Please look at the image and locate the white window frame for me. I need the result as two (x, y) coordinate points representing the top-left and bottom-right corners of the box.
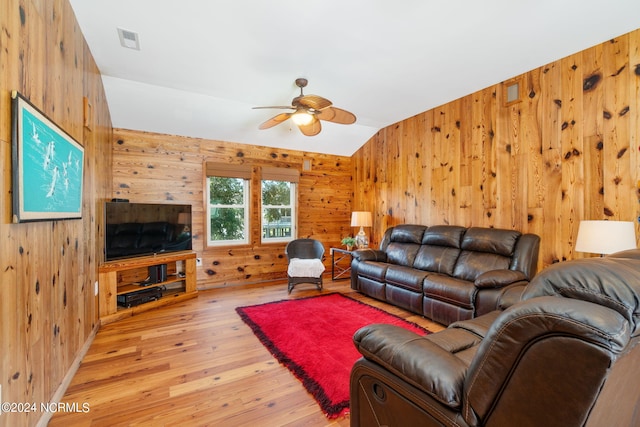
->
(206, 176), (250, 246)
(261, 180), (296, 244)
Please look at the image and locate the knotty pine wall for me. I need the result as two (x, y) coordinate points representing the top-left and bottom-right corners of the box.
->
(112, 129), (353, 288)
(353, 28), (640, 268)
(0, 1), (113, 426)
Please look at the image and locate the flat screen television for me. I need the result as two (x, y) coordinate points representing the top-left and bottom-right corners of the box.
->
(104, 201), (192, 261)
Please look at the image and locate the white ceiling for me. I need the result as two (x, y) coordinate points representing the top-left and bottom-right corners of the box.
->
(69, 0), (640, 156)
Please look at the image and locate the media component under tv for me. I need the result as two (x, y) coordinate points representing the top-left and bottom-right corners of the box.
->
(117, 286), (163, 308)
(105, 202), (192, 261)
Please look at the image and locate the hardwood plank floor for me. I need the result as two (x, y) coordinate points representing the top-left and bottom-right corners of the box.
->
(49, 279), (444, 426)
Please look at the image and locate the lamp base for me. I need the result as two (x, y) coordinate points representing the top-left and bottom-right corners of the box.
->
(355, 227), (369, 249)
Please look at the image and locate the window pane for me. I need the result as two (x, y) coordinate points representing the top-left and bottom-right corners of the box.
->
(262, 180), (291, 205)
(210, 177), (244, 205)
(262, 208), (292, 238)
(210, 208), (246, 241)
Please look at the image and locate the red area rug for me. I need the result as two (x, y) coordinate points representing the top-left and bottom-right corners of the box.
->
(236, 293), (429, 418)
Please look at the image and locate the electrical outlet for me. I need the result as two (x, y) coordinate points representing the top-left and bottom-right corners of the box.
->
(196, 258), (202, 267)
(94, 281), (99, 296)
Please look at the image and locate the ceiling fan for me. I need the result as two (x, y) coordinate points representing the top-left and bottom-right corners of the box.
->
(253, 78), (356, 136)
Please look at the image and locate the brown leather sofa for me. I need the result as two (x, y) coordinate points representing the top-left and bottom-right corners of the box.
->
(350, 249), (640, 427)
(350, 225), (540, 325)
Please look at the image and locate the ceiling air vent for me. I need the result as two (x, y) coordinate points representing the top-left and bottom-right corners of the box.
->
(117, 28), (140, 50)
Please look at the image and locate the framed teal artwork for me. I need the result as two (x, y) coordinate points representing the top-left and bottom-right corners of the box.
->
(11, 91), (84, 222)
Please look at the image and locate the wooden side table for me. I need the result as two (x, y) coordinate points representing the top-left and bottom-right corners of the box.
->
(330, 247), (354, 280)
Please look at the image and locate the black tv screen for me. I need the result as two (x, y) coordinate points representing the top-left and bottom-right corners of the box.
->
(104, 202), (192, 261)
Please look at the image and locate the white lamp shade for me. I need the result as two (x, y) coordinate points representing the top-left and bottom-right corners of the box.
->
(575, 220), (637, 255)
(351, 211), (372, 227)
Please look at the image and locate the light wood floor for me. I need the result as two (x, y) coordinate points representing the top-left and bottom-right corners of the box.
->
(49, 279), (444, 426)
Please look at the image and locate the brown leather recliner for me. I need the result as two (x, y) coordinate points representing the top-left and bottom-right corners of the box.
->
(350, 249), (640, 427)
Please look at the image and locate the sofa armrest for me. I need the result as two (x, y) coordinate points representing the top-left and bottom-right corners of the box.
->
(353, 324), (467, 408)
(498, 283), (527, 309)
(475, 269), (527, 289)
(352, 248), (387, 263)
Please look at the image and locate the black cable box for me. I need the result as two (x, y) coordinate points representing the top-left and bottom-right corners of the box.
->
(117, 287), (162, 308)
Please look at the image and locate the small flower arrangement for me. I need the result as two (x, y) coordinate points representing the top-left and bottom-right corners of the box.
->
(341, 236), (356, 250)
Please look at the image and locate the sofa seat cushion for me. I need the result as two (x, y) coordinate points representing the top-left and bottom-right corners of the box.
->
(436, 313), (502, 366)
(450, 310), (502, 338)
(287, 258), (325, 278)
(423, 324), (486, 366)
(357, 261), (390, 281)
(424, 274), (475, 309)
(385, 265), (429, 292)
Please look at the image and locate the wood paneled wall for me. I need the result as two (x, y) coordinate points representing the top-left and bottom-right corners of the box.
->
(352, 28), (640, 268)
(112, 129), (353, 287)
(0, 1), (113, 426)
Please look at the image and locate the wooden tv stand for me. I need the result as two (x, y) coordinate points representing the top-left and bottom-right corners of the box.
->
(98, 251), (197, 325)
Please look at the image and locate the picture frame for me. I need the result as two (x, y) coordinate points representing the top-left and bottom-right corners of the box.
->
(11, 91), (85, 222)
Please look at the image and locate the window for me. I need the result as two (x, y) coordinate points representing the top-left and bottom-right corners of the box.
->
(205, 163), (299, 246)
(261, 166), (299, 243)
(206, 163), (251, 246)
(262, 180), (296, 242)
(207, 176), (249, 245)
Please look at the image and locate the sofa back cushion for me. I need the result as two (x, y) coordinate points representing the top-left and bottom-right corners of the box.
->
(421, 225), (467, 247)
(453, 228), (521, 281)
(523, 251), (640, 334)
(413, 226), (466, 274)
(461, 227), (520, 256)
(385, 225), (427, 267)
(390, 225), (427, 243)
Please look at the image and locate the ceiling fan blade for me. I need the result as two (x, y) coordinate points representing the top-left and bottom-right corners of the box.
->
(298, 116), (321, 136)
(259, 112), (292, 130)
(297, 95), (332, 110)
(316, 107), (356, 124)
(252, 106), (295, 110)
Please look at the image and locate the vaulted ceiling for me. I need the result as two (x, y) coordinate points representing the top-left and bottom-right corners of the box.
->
(69, 0), (640, 156)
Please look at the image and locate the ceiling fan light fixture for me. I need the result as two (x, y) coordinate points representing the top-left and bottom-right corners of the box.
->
(254, 78), (355, 134)
(291, 111), (313, 126)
